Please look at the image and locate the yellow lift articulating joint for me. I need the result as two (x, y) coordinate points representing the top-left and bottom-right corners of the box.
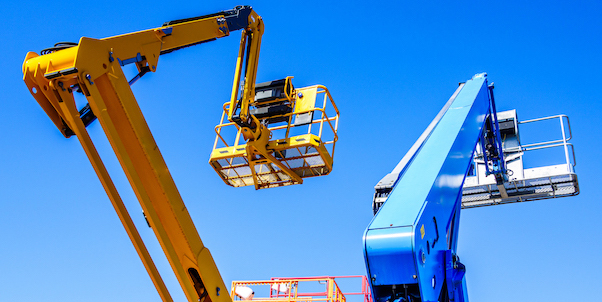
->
(27, 5), (255, 139)
(232, 77), (305, 188)
(208, 7), (340, 190)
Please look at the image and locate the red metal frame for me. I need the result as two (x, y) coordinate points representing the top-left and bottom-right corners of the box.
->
(268, 276), (372, 302)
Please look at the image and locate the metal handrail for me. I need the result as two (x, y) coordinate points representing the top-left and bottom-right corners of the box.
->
(521, 142), (577, 167)
(518, 114), (572, 141)
(269, 275), (371, 302)
(516, 114), (576, 168)
(212, 109), (338, 148)
(212, 86), (339, 153)
(232, 278), (346, 302)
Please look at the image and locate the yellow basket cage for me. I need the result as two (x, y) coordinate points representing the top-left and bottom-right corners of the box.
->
(210, 82), (339, 189)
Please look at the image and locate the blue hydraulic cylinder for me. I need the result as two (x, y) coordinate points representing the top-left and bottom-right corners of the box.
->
(363, 74), (494, 302)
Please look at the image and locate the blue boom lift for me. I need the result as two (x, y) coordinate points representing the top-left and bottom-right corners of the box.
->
(363, 73), (578, 302)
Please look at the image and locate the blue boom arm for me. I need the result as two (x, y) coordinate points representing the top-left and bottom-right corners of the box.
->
(363, 74), (503, 302)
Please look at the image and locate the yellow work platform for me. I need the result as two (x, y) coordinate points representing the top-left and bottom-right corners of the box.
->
(210, 84), (338, 189)
(210, 133), (332, 189)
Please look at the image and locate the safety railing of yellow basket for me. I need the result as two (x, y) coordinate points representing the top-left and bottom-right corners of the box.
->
(212, 85), (339, 156)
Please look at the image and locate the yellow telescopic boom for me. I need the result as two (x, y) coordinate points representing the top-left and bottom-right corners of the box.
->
(23, 6), (250, 302)
(22, 5), (338, 302)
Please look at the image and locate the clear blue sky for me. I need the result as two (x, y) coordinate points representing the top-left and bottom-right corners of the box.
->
(1, 0), (601, 301)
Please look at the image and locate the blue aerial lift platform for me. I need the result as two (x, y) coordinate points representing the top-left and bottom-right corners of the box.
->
(364, 73), (578, 302)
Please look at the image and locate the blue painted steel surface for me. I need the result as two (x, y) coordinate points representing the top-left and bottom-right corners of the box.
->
(445, 250), (468, 302)
(363, 74), (494, 302)
(364, 227), (415, 286)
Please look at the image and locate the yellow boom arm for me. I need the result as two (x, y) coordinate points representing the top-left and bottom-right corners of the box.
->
(22, 4), (339, 301)
(22, 6), (256, 302)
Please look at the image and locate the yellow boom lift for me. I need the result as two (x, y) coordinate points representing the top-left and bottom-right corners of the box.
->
(22, 6), (338, 302)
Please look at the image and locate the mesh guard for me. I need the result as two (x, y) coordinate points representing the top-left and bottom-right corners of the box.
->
(210, 134), (332, 189)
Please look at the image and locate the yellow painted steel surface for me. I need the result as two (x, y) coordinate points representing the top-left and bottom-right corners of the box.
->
(22, 12), (237, 302)
(228, 13), (263, 124)
(22, 5), (338, 302)
(294, 87), (317, 113)
(211, 134), (332, 189)
(210, 85), (339, 189)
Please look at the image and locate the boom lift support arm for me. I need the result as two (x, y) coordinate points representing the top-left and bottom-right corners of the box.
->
(225, 13), (306, 187)
(364, 74), (503, 302)
(21, 6), (284, 302)
(364, 73), (578, 301)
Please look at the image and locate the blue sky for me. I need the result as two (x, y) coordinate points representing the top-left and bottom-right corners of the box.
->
(1, 0), (601, 301)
